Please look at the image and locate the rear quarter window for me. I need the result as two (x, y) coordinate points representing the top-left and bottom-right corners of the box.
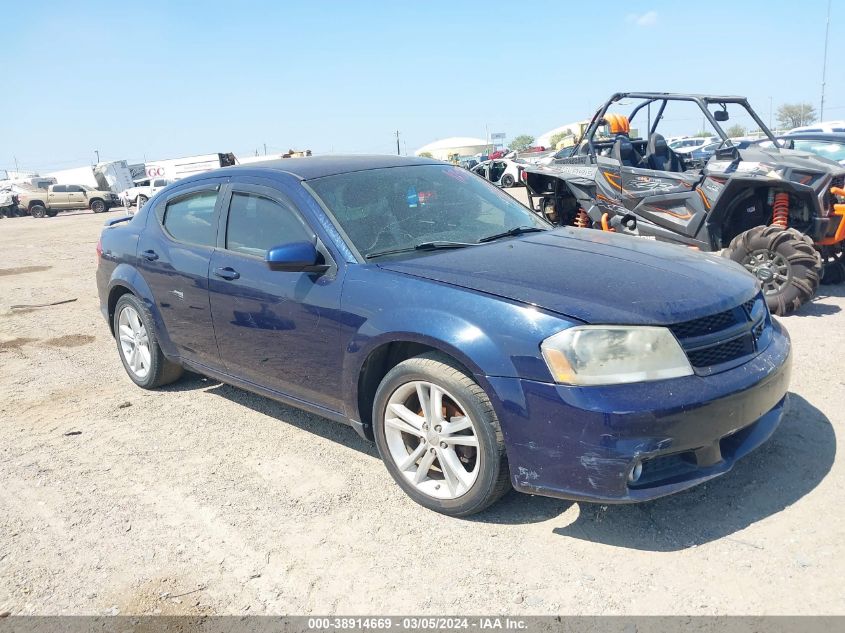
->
(161, 190), (218, 247)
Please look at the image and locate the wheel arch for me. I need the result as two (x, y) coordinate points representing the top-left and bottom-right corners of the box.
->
(106, 264), (179, 358)
(354, 339), (485, 440)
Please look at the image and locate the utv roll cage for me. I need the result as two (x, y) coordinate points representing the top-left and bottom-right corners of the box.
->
(579, 92), (781, 158)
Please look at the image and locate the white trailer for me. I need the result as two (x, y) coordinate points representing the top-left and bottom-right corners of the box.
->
(144, 152), (236, 181)
(46, 161), (134, 194)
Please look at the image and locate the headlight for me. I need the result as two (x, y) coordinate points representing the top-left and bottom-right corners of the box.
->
(541, 325), (693, 386)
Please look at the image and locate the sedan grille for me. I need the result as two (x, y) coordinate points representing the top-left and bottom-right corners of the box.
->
(668, 294), (771, 375)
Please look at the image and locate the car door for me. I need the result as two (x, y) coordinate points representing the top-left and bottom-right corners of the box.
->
(207, 180), (346, 413)
(596, 154), (707, 239)
(136, 180), (225, 369)
(49, 185), (68, 208)
(66, 185), (87, 209)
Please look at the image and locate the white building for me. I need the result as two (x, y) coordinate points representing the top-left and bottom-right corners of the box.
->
(535, 121), (589, 148)
(414, 137), (492, 160)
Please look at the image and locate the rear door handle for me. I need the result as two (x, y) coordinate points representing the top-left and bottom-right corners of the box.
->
(213, 266), (240, 280)
(141, 249), (159, 261)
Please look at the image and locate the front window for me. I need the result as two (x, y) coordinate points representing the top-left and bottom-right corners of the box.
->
(307, 164), (548, 259)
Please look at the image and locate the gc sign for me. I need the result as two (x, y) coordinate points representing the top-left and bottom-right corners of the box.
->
(146, 166), (166, 178)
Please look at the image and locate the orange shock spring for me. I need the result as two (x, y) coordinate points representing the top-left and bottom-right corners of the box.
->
(574, 208), (589, 228)
(771, 192), (789, 228)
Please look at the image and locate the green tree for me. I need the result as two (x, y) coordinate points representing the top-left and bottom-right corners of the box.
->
(510, 134), (535, 152)
(726, 124), (747, 137)
(694, 130), (713, 138)
(418, 152), (433, 158)
(548, 131), (573, 149)
(776, 103), (817, 129)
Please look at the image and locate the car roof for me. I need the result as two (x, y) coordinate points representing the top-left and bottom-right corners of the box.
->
(222, 154), (442, 180)
(780, 132), (845, 141)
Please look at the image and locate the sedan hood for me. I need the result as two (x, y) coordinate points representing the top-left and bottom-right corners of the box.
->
(378, 229), (758, 325)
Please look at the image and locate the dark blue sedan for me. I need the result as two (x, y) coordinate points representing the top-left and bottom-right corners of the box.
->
(96, 155), (791, 516)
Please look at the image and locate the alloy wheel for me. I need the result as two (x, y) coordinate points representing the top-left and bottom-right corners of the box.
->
(383, 381), (480, 500)
(742, 249), (791, 295)
(118, 305), (151, 379)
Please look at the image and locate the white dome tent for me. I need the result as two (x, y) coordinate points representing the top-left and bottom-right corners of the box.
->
(414, 137), (492, 160)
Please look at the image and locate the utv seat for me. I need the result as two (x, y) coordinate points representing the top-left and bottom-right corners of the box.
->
(611, 135), (644, 168)
(646, 133), (684, 172)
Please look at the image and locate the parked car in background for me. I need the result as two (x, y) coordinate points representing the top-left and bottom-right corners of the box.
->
(97, 155), (791, 516)
(471, 158), (525, 187)
(668, 136), (718, 150)
(675, 140), (720, 168)
(122, 177), (173, 208)
(774, 133), (845, 166)
(787, 120), (845, 134)
(17, 183), (120, 217)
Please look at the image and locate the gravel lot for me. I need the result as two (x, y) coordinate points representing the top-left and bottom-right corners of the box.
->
(0, 199), (843, 616)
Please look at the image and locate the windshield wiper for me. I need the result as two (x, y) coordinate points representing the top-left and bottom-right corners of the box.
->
(365, 241), (477, 260)
(477, 226), (547, 243)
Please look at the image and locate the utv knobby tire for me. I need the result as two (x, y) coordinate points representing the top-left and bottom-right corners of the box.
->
(725, 225), (821, 316)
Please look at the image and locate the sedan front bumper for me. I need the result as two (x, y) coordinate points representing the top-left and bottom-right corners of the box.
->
(488, 319), (791, 503)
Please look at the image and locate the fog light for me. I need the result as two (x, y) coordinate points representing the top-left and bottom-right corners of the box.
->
(628, 461), (643, 483)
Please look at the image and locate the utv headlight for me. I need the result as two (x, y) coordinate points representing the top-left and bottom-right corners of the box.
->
(541, 326), (693, 386)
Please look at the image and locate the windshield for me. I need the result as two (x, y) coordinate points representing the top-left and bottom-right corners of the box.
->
(307, 164), (549, 259)
(81, 185), (95, 191)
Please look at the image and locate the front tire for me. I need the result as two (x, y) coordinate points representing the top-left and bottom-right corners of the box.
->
(30, 204), (46, 218)
(373, 352), (510, 517)
(91, 199), (106, 213)
(137, 194), (148, 208)
(501, 174), (515, 188)
(725, 225), (821, 316)
(113, 294), (183, 389)
(820, 245), (845, 285)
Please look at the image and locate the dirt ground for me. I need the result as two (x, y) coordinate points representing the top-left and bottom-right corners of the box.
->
(0, 201), (843, 616)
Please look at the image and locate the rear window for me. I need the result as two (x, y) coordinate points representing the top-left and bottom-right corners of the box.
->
(162, 190), (218, 247)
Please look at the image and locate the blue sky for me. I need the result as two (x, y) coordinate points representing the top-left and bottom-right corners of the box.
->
(2, 0), (842, 172)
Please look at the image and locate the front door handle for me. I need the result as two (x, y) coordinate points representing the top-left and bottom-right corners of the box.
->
(141, 249), (159, 261)
(213, 266), (240, 280)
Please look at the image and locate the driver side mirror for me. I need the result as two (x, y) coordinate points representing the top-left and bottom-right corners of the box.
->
(265, 241), (329, 273)
(714, 110), (729, 122)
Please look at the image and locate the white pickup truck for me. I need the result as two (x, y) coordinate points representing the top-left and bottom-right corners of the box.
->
(122, 177), (173, 208)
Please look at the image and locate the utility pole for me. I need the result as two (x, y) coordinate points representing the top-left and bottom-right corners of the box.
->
(395, 130), (400, 156)
(769, 96), (773, 129)
(94, 149), (100, 164)
(821, 0), (831, 120)
(263, 143), (267, 156)
(403, 140), (407, 156)
(14, 156), (19, 174)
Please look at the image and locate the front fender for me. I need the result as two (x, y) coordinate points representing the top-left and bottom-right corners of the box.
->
(107, 263), (178, 359)
(339, 268), (577, 419)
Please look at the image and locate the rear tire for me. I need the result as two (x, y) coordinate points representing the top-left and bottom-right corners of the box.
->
(30, 204), (46, 218)
(725, 225), (821, 316)
(820, 245), (845, 285)
(46, 209), (58, 217)
(501, 174), (515, 188)
(113, 294), (183, 389)
(373, 352), (510, 517)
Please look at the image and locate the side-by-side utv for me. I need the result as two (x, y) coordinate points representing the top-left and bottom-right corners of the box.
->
(522, 92), (845, 315)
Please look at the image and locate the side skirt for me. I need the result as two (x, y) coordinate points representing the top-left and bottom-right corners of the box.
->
(180, 358), (371, 441)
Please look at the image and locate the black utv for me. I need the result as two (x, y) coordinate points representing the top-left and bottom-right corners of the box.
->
(523, 92), (845, 315)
